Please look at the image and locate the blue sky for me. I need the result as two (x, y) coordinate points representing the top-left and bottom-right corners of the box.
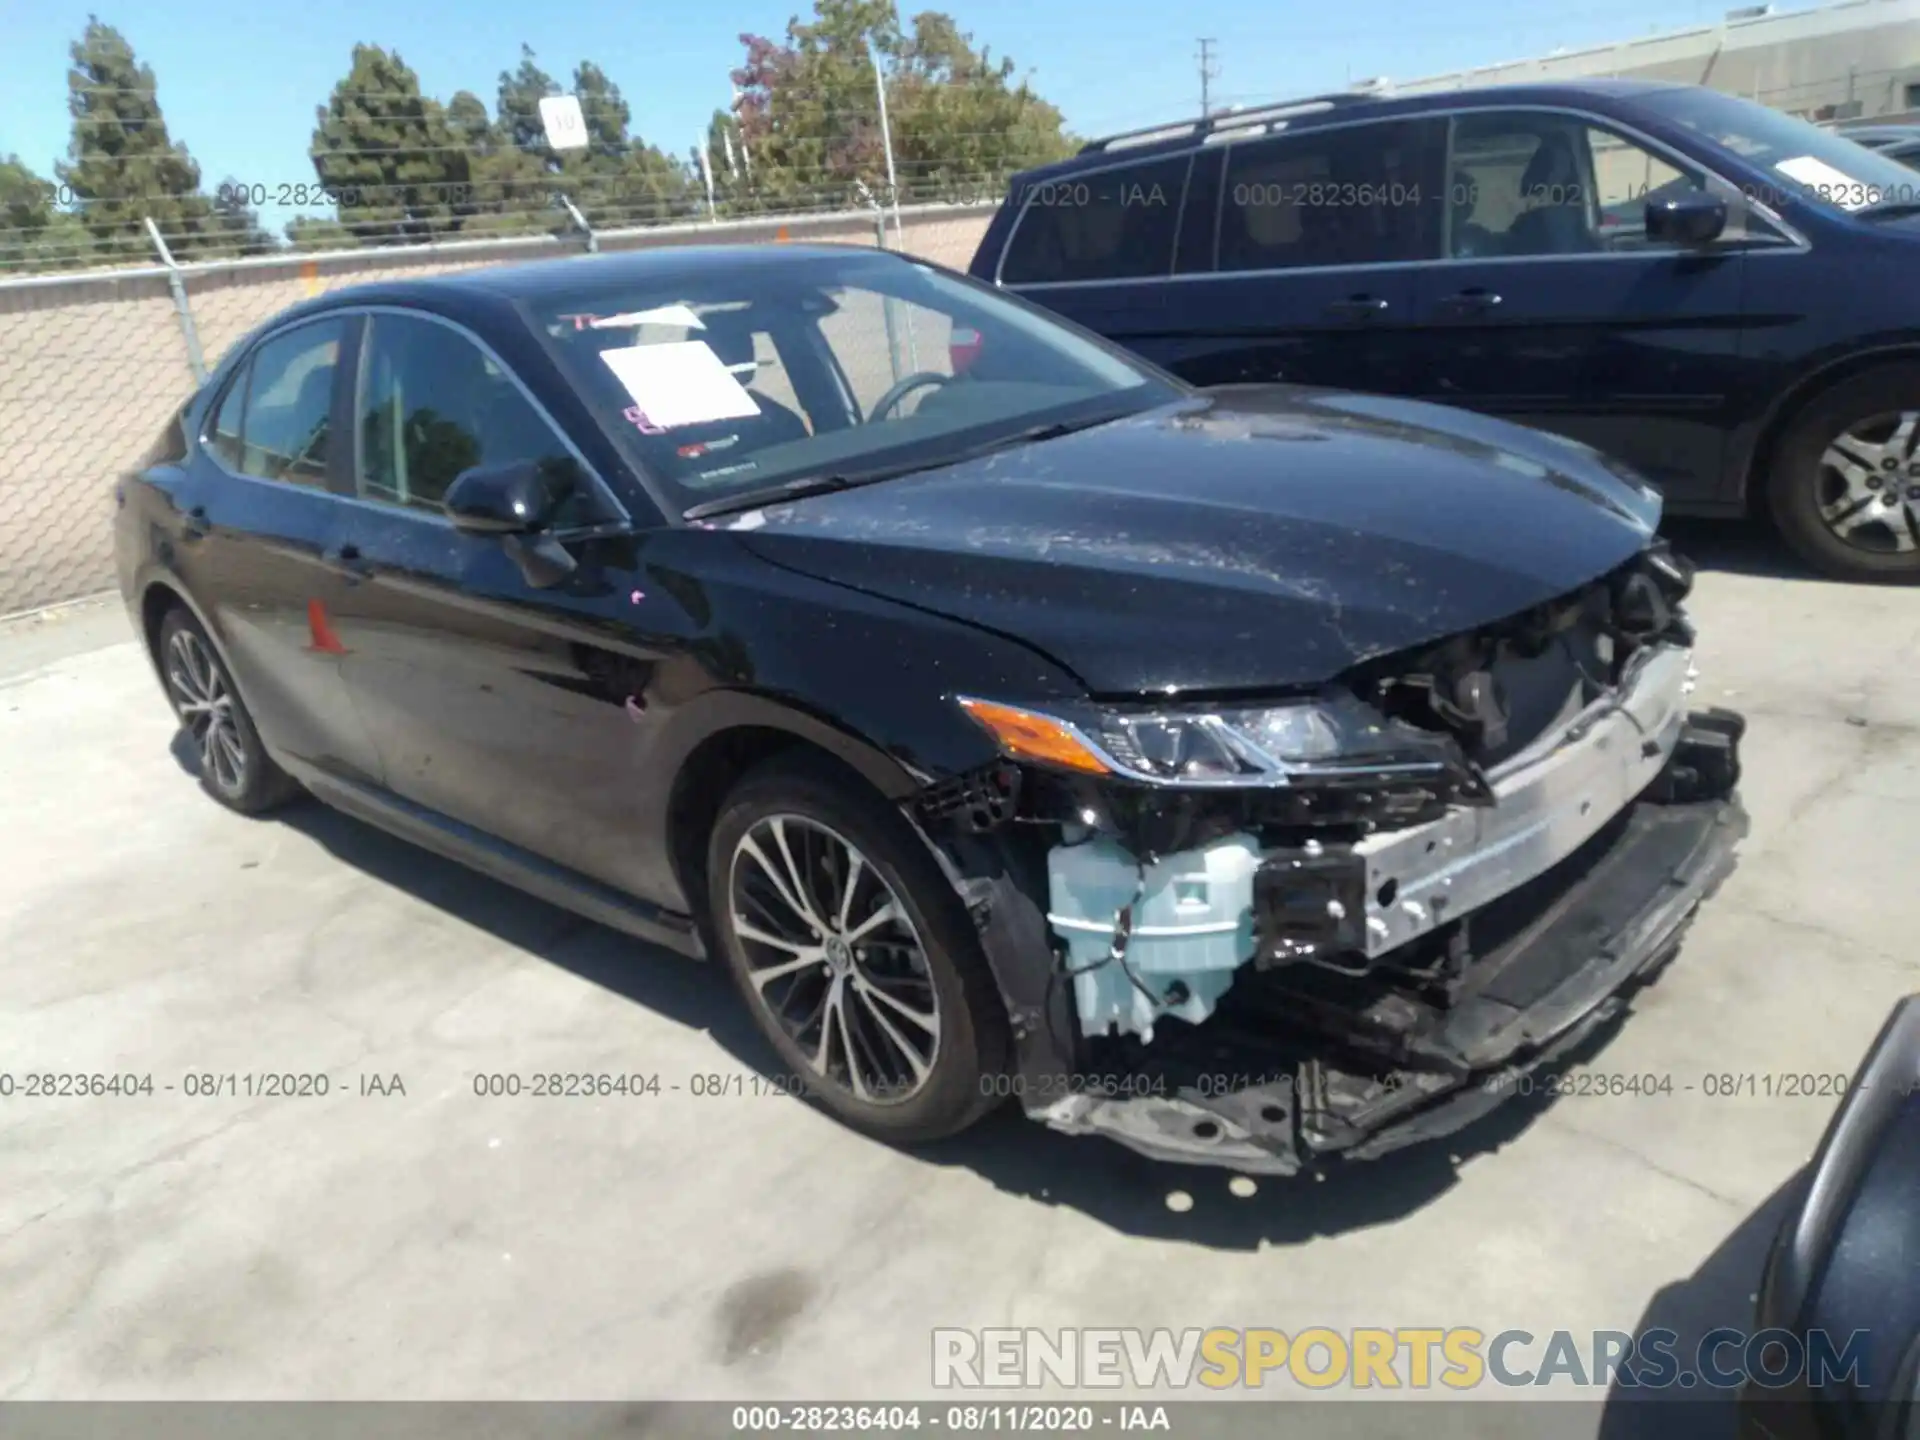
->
(2, 0), (1740, 234)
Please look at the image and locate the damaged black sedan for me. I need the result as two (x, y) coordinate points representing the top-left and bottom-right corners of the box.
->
(114, 243), (1746, 1175)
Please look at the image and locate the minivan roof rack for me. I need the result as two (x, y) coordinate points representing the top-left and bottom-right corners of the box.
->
(1078, 90), (1386, 155)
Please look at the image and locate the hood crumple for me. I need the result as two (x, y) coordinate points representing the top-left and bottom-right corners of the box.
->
(734, 387), (1662, 696)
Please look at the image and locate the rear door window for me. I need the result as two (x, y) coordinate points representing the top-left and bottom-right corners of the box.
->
(1217, 118), (1444, 271)
(999, 155), (1192, 284)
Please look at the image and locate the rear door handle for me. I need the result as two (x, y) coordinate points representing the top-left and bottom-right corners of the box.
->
(1325, 295), (1390, 320)
(322, 542), (372, 582)
(1434, 288), (1503, 318)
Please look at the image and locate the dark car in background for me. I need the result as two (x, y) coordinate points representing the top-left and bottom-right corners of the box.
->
(969, 80), (1920, 583)
(1836, 122), (1920, 168)
(116, 244), (1744, 1175)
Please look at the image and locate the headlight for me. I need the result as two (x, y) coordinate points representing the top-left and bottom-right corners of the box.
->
(956, 692), (1463, 788)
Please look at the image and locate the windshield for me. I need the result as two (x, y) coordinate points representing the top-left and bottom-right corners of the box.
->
(528, 250), (1177, 517)
(1637, 88), (1920, 213)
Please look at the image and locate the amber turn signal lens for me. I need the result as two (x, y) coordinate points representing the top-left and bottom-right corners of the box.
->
(957, 698), (1111, 775)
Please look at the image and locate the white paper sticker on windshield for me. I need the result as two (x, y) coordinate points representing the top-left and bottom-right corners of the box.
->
(1775, 155), (1871, 208)
(599, 340), (760, 429)
(590, 304), (706, 331)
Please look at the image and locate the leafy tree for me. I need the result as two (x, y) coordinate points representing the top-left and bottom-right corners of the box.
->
(729, 0), (1071, 212)
(888, 11), (1076, 197)
(306, 45), (466, 244)
(55, 17), (223, 264)
(0, 154), (94, 271)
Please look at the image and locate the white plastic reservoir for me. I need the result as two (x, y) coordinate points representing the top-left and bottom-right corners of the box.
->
(1046, 832), (1263, 1043)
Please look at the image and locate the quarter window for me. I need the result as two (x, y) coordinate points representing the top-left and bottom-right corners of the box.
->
(206, 319), (346, 484)
(999, 155), (1191, 284)
(207, 372), (248, 472)
(354, 314), (579, 517)
(1217, 119), (1443, 272)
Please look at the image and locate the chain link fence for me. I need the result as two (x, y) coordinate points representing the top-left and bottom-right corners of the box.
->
(0, 202), (995, 619)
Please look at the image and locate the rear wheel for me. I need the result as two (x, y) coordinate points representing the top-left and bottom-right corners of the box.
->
(1768, 365), (1920, 582)
(705, 754), (1010, 1144)
(157, 607), (300, 814)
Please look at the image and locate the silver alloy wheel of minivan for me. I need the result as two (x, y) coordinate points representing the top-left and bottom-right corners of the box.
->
(1817, 409), (1920, 554)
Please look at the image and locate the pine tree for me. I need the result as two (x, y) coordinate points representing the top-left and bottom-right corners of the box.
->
(307, 45), (465, 244)
(563, 61), (691, 230)
(54, 17), (223, 264)
(210, 177), (278, 255)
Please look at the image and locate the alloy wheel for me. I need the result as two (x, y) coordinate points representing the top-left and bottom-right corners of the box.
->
(1817, 410), (1920, 554)
(165, 628), (247, 796)
(727, 814), (942, 1105)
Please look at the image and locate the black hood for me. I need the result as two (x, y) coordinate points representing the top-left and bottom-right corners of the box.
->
(731, 387), (1664, 696)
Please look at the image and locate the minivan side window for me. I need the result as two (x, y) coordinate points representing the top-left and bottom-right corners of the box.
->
(999, 155), (1191, 285)
(1449, 113), (1709, 258)
(1217, 119), (1444, 272)
(205, 319), (346, 485)
(355, 312), (583, 518)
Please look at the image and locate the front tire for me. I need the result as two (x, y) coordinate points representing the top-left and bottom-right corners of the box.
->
(706, 754), (1011, 1144)
(157, 607), (300, 814)
(1768, 364), (1920, 583)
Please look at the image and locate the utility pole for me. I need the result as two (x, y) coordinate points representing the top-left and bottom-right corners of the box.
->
(1197, 38), (1219, 116)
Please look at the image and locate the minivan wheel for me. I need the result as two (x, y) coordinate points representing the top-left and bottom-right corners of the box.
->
(706, 754), (1011, 1144)
(157, 607), (300, 814)
(1769, 365), (1920, 582)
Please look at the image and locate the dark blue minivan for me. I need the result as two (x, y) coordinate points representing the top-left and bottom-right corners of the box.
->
(968, 81), (1920, 582)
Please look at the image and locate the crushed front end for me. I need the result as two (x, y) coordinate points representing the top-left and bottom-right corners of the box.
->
(915, 542), (1746, 1174)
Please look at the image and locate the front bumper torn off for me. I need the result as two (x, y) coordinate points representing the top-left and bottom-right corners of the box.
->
(1032, 714), (1747, 1176)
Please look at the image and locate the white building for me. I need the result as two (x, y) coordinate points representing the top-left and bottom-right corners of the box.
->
(1372, 0), (1920, 124)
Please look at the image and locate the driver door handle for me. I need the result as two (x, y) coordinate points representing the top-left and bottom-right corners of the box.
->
(1325, 295), (1390, 321)
(1435, 288), (1503, 318)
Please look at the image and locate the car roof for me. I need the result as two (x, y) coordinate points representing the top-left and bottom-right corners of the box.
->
(1015, 78), (1692, 182)
(278, 242), (897, 318)
(203, 243), (921, 376)
(1839, 124), (1920, 145)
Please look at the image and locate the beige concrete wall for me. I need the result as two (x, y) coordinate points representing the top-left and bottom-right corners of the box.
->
(0, 205), (994, 617)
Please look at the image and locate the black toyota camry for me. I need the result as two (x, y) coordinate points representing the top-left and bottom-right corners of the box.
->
(115, 243), (1747, 1174)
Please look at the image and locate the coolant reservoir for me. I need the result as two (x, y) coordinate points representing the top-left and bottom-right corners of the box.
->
(1047, 833), (1262, 1042)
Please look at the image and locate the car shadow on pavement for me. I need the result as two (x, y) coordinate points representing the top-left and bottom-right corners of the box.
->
(1661, 518), (1805, 581)
(267, 792), (1655, 1249)
(1594, 1170), (1802, 1440)
(914, 1011), (1631, 1249)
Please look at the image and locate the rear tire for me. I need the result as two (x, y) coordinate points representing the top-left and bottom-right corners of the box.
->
(1767, 364), (1920, 583)
(157, 607), (301, 814)
(706, 753), (1011, 1144)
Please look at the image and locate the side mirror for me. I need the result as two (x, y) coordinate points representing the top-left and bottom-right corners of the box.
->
(443, 458), (578, 535)
(443, 458), (581, 589)
(1646, 191), (1729, 248)
(1739, 996), (1920, 1440)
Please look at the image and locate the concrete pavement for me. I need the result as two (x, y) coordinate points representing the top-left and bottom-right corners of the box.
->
(1, 523), (1914, 1418)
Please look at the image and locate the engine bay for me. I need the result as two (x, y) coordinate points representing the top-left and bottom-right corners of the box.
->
(914, 541), (1748, 1170)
